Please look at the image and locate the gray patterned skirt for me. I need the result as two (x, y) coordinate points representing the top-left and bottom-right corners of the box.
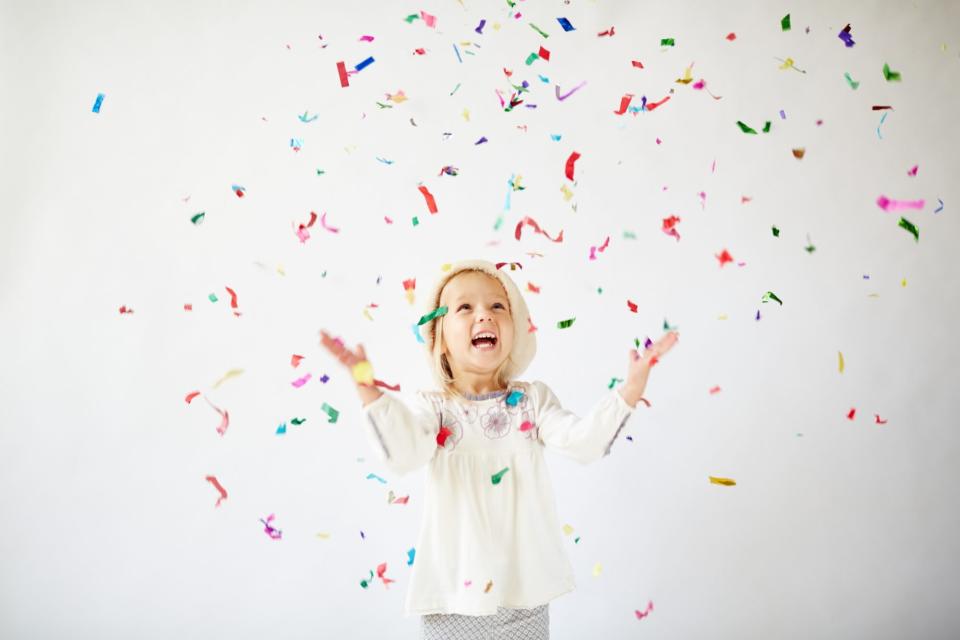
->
(421, 604), (549, 639)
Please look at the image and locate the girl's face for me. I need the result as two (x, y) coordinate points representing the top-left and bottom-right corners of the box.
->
(439, 271), (515, 379)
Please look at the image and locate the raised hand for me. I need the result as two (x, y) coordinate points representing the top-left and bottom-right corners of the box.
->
(620, 331), (679, 407)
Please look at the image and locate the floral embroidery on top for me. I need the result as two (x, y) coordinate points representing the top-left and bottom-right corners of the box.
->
(481, 405), (511, 439)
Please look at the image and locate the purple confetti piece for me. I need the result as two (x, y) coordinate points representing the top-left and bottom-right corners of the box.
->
(779, 110), (786, 119)
(555, 81), (587, 101)
(475, 19), (486, 34)
(474, 136), (488, 145)
(320, 373), (330, 383)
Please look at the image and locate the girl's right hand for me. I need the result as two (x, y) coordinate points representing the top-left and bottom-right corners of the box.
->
(319, 329), (373, 383)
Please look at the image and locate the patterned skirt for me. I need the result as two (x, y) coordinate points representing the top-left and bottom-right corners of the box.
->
(421, 604), (549, 640)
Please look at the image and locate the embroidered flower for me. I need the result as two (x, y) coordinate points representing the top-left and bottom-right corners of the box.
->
(457, 402), (480, 425)
(481, 406), (511, 439)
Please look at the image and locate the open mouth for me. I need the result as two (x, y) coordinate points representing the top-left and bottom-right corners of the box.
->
(471, 333), (498, 351)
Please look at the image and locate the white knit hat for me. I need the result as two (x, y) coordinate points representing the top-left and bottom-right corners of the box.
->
(420, 259), (536, 388)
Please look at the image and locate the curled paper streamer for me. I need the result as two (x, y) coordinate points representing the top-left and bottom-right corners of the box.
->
(205, 475), (228, 507)
(418, 185), (438, 213)
(555, 81), (587, 101)
(260, 514), (282, 539)
(515, 216), (564, 243)
(418, 305), (448, 326)
(876, 196), (924, 212)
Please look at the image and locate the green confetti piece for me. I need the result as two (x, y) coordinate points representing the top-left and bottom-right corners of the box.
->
(529, 23), (549, 38)
(574, 536), (580, 544)
(525, 52), (539, 65)
(321, 402), (339, 423)
(493, 215), (503, 231)
(491, 467), (510, 485)
(208, 293), (218, 303)
(418, 305), (448, 326)
(883, 63), (902, 82)
(898, 217), (919, 241)
(450, 83), (461, 96)
(190, 212), (205, 225)
(737, 120), (757, 134)
(661, 37), (675, 47)
(404, 13), (419, 23)
(412, 216), (419, 226)
(557, 317), (576, 329)
(781, 14), (791, 31)
(772, 226), (780, 237)
(634, 337), (641, 349)
(762, 121), (772, 133)
(761, 291), (784, 305)
(359, 569), (374, 588)
(316, 168), (325, 176)
(608, 377), (624, 389)
(844, 72), (860, 90)
(291, 417), (306, 426)
(663, 318), (678, 331)
(597, 287), (603, 294)
(623, 230), (636, 239)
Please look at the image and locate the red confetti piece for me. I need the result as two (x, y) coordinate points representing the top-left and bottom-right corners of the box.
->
(662, 215), (682, 241)
(631, 60), (644, 68)
(726, 32), (737, 41)
(373, 378), (401, 392)
(337, 61), (349, 87)
(527, 315), (538, 333)
(185, 391), (201, 404)
(437, 426), (453, 447)
(715, 249), (734, 267)
(515, 216), (564, 243)
(519, 421), (535, 432)
(295, 211), (318, 242)
(402, 278), (416, 291)
(205, 475), (228, 507)
(418, 185), (438, 213)
(503, 67), (513, 77)
(527, 282), (540, 293)
(376, 562), (396, 587)
(413, 48), (426, 55)
(225, 286), (239, 309)
(709, 386), (722, 394)
(613, 94), (634, 115)
(627, 300), (638, 313)
(184, 303), (193, 311)
(874, 414), (888, 424)
(565, 151), (581, 180)
(291, 354), (304, 368)
(847, 408), (856, 420)
(538, 46), (550, 61)
(598, 26), (615, 37)
(646, 95), (671, 111)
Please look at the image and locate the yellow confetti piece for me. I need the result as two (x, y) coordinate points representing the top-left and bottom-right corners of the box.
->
(901, 278), (907, 287)
(352, 360), (375, 385)
(493, 22), (501, 31)
(276, 264), (286, 276)
(315, 532), (331, 539)
(441, 263), (453, 271)
(676, 63), (694, 84)
(212, 368), (244, 389)
(462, 108), (470, 122)
(562, 524), (575, 535)
(484, 579), (494, 593)
(560, 184), (574, 201)
(386, 90), (408, 103)
(709, 476), (736, 486)
(405, 289), (415, 305)
(718, 313), (728, 320)
(363, 308), (374, 321)
(838, 351), (844, 374)
(592, 563), (603, 577)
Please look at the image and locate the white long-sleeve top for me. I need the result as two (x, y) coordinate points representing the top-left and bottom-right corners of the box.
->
(361, 379), (636, 616)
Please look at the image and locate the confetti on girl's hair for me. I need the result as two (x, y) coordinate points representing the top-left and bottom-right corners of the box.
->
(627, 300), (638, 313)
(709, 476), (736, 486)
(882, 63), (901, 81)
(613, 94), (634, 115)
(838, 24), (855, 47)
(491, 467), (510, 484)
(844, 72), (860, 90)
(291, 373), (312, 388)
(213, 368), (244, 389)
(555, 81), (586, 101)
(907, 165), (918, 176)
(190, 212), (205, 225)
(898, 217), (919, 241)
(417, 185), (439, 213)
(589, 236), (610, 260)
(761, 291), (783, 305)
(876, 196), (924, 212)
(780, 14), (791, 31)
(515, 216), (564, 243)
(564, 151), (581, 180)
(291, 354), (305, 368)
(556, 318), (576, 329)
(418, 305), (448, 326)
(934, 199), (944, 213)
(725, 32), (736, 41)
(792, 148), (806, 159)
(635, 601), (655, 620)
(321, 402), (339, 423)
(231, 184), (245, 197)
(92, 93), (105, 113)
(660, 37), (674, 46)
(407, 548), (416, 565)
(205, 475), (228, 507)
(260, 514), (282, 539)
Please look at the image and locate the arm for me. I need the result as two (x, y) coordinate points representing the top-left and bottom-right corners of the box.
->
(532, 380), (635, 465)
(361, 389), (441, 476)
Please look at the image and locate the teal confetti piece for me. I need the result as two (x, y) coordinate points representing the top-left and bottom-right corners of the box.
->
(550, 134), (561, 141)
(92, 93), (105, 113)
(208, 293), (218, 303)
(844, 72), (860, 90)
(608, 377), (624, 389)
(505, 390), (524, 406)
(623, 230), (636, 239)
(190, 212), (205, 225)
(525, 52), (539, 65)
(404, 13), (419, 23)
(276, 422), (287, 435)
(412, 216), (419, 226)
(412, 323), (425, 344)
(491, 467), (510, 485)
(407, 548), (416, 566)
(321, 402), (339, 423)
(291, 417), (306, 426)
(417, 305), (448, 326)
(366, 473), (387, 483)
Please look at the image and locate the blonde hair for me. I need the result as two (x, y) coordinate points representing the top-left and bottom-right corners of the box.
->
(429, 269), (515, 401)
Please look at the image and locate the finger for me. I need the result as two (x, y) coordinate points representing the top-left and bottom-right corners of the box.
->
(357, 344), (367, 361)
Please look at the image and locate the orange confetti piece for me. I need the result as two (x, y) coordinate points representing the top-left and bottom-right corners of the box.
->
(185, 391), (201, 404)
(291, 354), (305, 368)
(418, 185), (438, 213)
(205, 475), (228, 507)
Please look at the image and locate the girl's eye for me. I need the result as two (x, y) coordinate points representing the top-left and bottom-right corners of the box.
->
(494, 303), (505, 309)
(458, 304), (470, 311)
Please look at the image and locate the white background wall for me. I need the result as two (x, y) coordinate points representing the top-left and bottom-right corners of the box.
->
(2, 0), (959, 638)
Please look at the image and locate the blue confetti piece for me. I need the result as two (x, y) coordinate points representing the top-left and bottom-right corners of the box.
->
(92, 93), (105, 113)
(550, 134), (562, 141)
(407, 548), (416, 565)
(537, 74), (550, 84)
(506, 390), (524, 406)
(355, 56), (375, 72)
(934, 198), (944, 213)
(276, 422), (287, 435)
(557, 17), (575, 32)
(453, 43), (462, 63)
(366, 473), (387, 484)
(412, 323), (425, 344)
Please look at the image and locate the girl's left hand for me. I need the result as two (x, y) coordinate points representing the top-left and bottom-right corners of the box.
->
(624, 331), (679, 399)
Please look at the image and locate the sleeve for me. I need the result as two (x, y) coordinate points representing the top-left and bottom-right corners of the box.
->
(531, 380), (635, 465)
(361, 390), (441, 476)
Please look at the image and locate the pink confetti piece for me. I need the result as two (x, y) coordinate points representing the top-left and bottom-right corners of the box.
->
(377, 562), (396, 587)
(519, 421), (535, 432)
(202, 396), (230, 436)
(420, 10), (436, 28)
(205, 475), (228, 507)
(260, 513), (282, 539)
(555, 81), (587, 101)
(876, 195), (924, 212)
(515, 216), (564, 243)
(635, 600), (655, 620)
(292, 373), (312, 388)
(359, 35), (374, 42)
(589, 236), (610, 260)
(320, 211), (340, 233)
(907, 165), (918, 177)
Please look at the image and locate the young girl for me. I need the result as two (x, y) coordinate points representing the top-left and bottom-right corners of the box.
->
(320, 259), (678, 639)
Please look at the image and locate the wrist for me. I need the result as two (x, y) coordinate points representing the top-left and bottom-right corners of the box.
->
(617, 384), (643, 409)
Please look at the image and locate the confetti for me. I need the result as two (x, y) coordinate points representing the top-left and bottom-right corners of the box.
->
(232, 184), (245, 197)
(376, 563), (396, 587)
(118, 305), (134, 314)
(418, 185), (439, 213)
(505, 390), (524, 406)
(320, 211), (340, 233)
(882, 63), (902, 81)
(792, 148), (805, 159)
(934, 199), (944, 213)
(557, 17), (575, 32)
(367, 473), (387, 483)
(355, 56), (375, 72)
(291, 354), (305, 368)
(844, 72), (860, 89)
(907, 165), (918, 176)
(761, 291), (783, 305)
(185, 391), (201, 404)
(613, 94), (634, 115)
(709, 476), (736, 486)
(213, 368), (244, 389)
(662, 215), (682, 241)
(515, 216), (564, 243)
(260, 513), (283, 539)
(418, 305), (448, 326)
(407, 548), (416, 565)
(420, 10), (436, 27)
(336, 61), (349, 87)
(565, 151), (581, 180)
(555, 81), (587, 101)
(838, 24), (855, 47)
(598, 26), (615, 37)
(589, 236), (610, 260)
(847, 408), (857, 420)
(299, 111), (319, 123)
(475, 19), (486, 34)
(437, 426), (453, 447)
(898, 217), (919, 241)
(781, 14), (791, 31)
(321, 402), (339, 423)
(635, 601), (655, 620)
(519, 421), (535, 432)
(190, 212), (205, 225)
(557, 318), (575, 329)
(877, 196), (924, 212)
(838, 351), (845, 374)
(627, 300), (638, 313)
(92, 93), (105, 113)
(660, 37), (675, 46)
(725, 32), (736, 41)
(736, 120), (758, 134)
(205, 475), (228, 507)
(291, 373), (312, 388)
(491, 467), (510, 485)
(359, 569), (374, 588)
(276, 422), (287, 435)
(593, 563), (603, 577)
(530, 23), (549, 38)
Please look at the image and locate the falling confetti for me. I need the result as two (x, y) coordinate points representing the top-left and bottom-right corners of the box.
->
(205, 475), (228, 507)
